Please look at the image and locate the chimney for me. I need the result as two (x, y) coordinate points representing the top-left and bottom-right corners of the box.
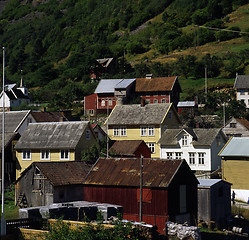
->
(41, 107), (46, 112)
(146, 74), (152, 79)
(141, 97), (146, 107)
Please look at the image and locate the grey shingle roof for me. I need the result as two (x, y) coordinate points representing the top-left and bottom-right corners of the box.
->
(159, 128), (223, 146)
(15, 121), (89, 150)
(0, 110), (31, 133)
(234, 75), (249, 89)
(107, 103), (172, 125)
(0, 132), (19, 152)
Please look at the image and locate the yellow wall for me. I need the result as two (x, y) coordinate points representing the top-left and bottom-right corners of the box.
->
(222, 159), (249, 189)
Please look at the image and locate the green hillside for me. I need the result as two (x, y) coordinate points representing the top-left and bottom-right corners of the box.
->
(0, 0), (248, 109)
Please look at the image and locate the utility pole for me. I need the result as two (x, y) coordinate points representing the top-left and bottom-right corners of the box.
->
(205, 67), (207, 103)
(1, 46), (6, 236)
(106, 99), (109, 158)
(139, 155), (143, 222)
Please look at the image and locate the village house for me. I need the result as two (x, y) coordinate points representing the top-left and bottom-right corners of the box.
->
(234, 74), (249, 108)
(83, 157), (198, 234)
(91, 123), (106, 141)
(159, 128), (227, 177)
(84, 78), (136, 116)
(0, 110), (35, 185)
(135, 75), (182, 109)
(219, 137), (249, 202)
(198, 179), (232, 229)
(0, 83), (30, 110)
(14, 121), (97, 179)
(15, 161), (92, 208)
(106, 103), (181, 158)
(109, 140), (151, 158)
(222, 117), (249, 138)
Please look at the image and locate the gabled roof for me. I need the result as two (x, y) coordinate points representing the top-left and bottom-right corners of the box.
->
(106, 103), (175, 125)
(159, 128), (225, 146)
(94, 79), (122, 94)
(15, 121), (90, 150)
(0, 132), (20, 152)
(115, 79), (136, 89)
(135, 76), (182, 92)
(219, 137), (249, 157)
(16, 161), (92, 186)
(0, 110), (31, 133)
(198, 179), (231, 187)
(234, 75), (249, 89)
(96, 58), (114, 68)
(109, 140), (147, 156)
(84, 158), (185, 188)
(31, 111), (68, 122)
(235, 118), (249, 130)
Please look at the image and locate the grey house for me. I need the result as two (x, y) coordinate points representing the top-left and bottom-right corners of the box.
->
(198, 179), (232, 229)
(234, 74), (249, 108)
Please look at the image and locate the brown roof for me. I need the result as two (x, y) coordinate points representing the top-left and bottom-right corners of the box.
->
(236, 118), (249, 130)
(31, 111), (68, 122)
(84, 158), (184, 188)
(109, 140), (146, 156)
(135, 77), (178, 92)
(18, 161), (92, 186)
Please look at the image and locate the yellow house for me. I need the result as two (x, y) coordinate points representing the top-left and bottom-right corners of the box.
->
(219, 137), (249, 202)
(15, 121), (96, 179)
(106, 103), (181, 158)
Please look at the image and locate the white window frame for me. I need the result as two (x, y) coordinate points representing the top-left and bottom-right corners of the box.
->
(113, 127), (119, 136)
(101, 99), (105, 107)
(182, 135), (188, 146)
(175, 152), (182, 159)
(161, 98), (166, 103)
(108, 99), (113, 106)
(86, 130), (91, 140)
(166, 152), (173, 160)
(22, 150), (31, 160)
(147, 142), (155, 153)
(153, 99), (158, 103)
(148, 126), (155, 136)
(198, 153), (205, 165)
(140, 126), (147, 136)
(189, 152), (195, 164)
(40, 150), (50, 160)
(60, 150), (70, 160)
(120, 126), (127, 136)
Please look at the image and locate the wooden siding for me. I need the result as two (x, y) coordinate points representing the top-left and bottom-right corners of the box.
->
(222, 159), (249, 189)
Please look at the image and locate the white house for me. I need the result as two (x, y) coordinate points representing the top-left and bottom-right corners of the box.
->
(159, 128), (227, 177)
(234, 74), (249, 108)
(0, 83), (30, 110)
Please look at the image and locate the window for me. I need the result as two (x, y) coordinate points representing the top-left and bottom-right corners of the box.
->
(101, 100), (105, 106)
(41, 150), (50, 160)
(22, 150), (31, 160)
(182, 135), (187, 146)
(140, 126), (147, 136)
(113, 127), (119, 136)
(166, 152), (173, 160)
(189, 153), (195, 164)
(89, 109), (94, 115)
(230, 123), (236, 128)
(180, 185), (187, 213)
(161, 99), (166, 103)
(60, 150), (69, 160)
(120, 126), (127, 136)
(108, 99), (112, 106)
(175, 152), (182, 159)
(154, 99), (158, 103)
(86, 130), (90, 140)
(148, 126), (155, 136)
(198, 153), (205, 165)
(240, 89), (245, 95)
(148, 143), (155, 153)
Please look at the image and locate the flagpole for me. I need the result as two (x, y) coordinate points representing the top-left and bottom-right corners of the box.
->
(1, 46), (6, 236)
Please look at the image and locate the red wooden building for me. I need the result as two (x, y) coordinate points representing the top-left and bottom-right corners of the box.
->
(135, 75), (182, 109)
(83, 158), (198, 234)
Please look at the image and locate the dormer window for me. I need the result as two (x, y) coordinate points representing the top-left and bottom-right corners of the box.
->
(230, 123), (236, 128)
(182, 135), (187, 146)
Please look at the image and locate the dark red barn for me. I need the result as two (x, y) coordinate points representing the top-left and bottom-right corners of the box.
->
(83, 158), (198, 234)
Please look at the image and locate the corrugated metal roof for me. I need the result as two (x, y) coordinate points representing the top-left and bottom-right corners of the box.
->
(135, 77), (181, 92)
(234, 75), (249, 89)
(94, 79), (122, 94)
(177, 101), (195, 107)
(15, 121), (89, 150)
(0, 110), (30, 133)
(107, 103), (172, 125)
(84, 158), (183, 188)
(115, 79), (136, 89)
(198, 179), (221, 187)
(219, 137), (249, 156)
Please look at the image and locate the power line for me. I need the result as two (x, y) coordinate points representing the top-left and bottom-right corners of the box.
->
(195, 25), (249, 35)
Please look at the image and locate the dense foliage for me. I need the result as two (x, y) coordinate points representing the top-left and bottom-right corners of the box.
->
(0, 0), (248, 109)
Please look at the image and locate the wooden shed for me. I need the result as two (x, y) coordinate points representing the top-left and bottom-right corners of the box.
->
(83, 158), (198, 234)
(198, 179), (232, 229)
(15, 161), (91, 207)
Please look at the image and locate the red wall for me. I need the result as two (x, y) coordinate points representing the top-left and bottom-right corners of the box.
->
(140, 95), (170, 104)
(83, 186), (168, 233)
(85, 94), (97, 110)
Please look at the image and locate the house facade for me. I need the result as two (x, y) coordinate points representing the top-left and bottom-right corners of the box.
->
(135, 75), (182, 109)
(15, 161), (91, 207)
(106, 103), (181, 158)
(219, 137), (249, 202)
(222, 117), (249, 138)
(84, 158), (198, 234)
(234, 74), (249, 108)
(159, 128), (227, 176)
(14, 121), (96, 179)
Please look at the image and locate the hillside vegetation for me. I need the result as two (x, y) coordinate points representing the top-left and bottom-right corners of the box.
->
(0, 0), (248, 109)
